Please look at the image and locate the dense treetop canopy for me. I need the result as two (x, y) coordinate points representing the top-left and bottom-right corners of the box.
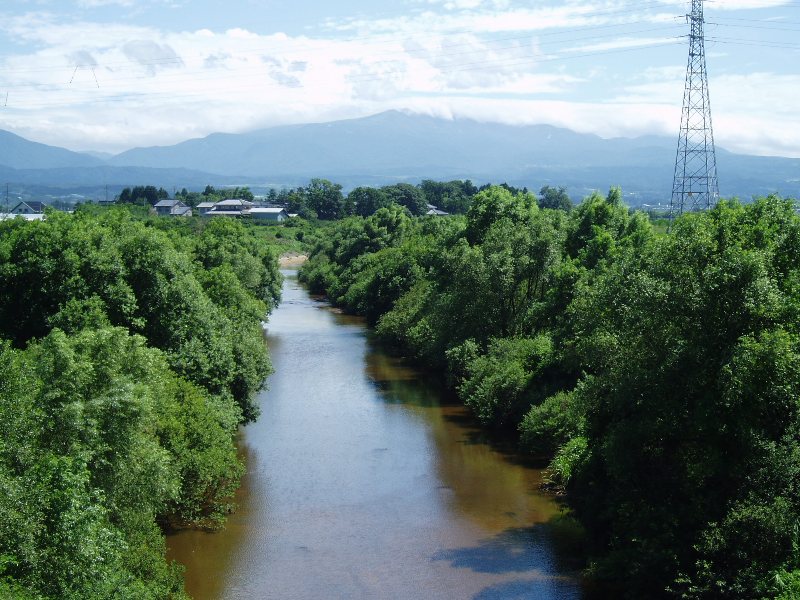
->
(0, 206), (282, 599)
(300, 188), (800, 599)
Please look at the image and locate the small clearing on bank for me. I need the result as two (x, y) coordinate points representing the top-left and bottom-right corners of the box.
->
(279, 252), (309, 268)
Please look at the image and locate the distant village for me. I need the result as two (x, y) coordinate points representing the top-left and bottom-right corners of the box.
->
(0, 197), (296, 222)
(1, 195), (451, 222)
(155, 198), (295, 221)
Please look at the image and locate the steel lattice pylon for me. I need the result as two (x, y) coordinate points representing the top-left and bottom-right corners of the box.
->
(670, 0), (719, 218)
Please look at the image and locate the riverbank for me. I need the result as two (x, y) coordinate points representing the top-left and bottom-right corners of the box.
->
(278, 251), (308, 268)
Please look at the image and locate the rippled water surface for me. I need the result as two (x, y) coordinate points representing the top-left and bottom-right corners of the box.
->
(167, 271), (585, 599)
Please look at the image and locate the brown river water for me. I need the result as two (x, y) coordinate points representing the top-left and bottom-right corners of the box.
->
(167, 271), (587, 600)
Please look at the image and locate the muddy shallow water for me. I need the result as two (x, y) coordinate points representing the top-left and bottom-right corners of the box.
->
(167, 271), (586, 600)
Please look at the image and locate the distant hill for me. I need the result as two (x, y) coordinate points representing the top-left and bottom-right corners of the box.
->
(2, 111), (800, 203)
(0, 130), (104, 170)
(107, 111), (800, 202)
(110, 110), (672, 179)
(0, 164), (259, 204)
(0, 164), (248, 187)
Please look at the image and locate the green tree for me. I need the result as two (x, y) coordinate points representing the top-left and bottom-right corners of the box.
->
(538, 185), (572, 211)
(381, 183), (428, 216)
(349, 186), (391, 217)
(306, 178), (344, 220)
(569, 197), (800, 597)
(464, 185), (538, 245)
(117, 185), (168, 206)
(420, 180), (477, 214)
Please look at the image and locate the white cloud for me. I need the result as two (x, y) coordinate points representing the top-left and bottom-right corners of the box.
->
(0, 1), (798, 158)
(709, 0), (794, 9)
(329, 2), (675, 35)
(121, 40), (183, 74)
(77, 0), (135, 6)
(75, 0), (179, 6)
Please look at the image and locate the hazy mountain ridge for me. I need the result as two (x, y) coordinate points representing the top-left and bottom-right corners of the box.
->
(0, 129), (104, 170)
(2, 111), (800, 203)
(109, 111), (676, 176)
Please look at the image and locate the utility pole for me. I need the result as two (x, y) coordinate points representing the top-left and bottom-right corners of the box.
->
(670, 0), (719, 219)
(5, 183), (8, 214)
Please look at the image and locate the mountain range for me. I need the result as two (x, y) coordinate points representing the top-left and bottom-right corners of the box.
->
(2, 111), (799, 205)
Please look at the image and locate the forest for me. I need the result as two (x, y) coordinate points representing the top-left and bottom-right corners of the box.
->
(3, 182), (799, 599)
(299, 187), (800, 599)
(0, 206), (281, 599)
(130, 177), (544, 219)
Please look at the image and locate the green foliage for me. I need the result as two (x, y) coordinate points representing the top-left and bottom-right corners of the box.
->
(301, 185), (800, 598)
(305, 178), (345, 220)
(538, 185), (573, 211)
(0, 208), (277, 424)
(193, 217), (281, 310)
(381, 183), (428, 216)
(464, 186), (538, 245)
(459, 335), (554, 428)
(569, 197), (800, 596)
(565, 187), (641, 267)
(338, 247), (423, 325)
(118, 185), (169, 206)
(349, 186), (391, 217)
(0, 205), (280, 598)
(419, 179), (478, 214)
(519, 390), (582, 456)
(773, 569), (800, 599)
(547, 436), (589, 487)
(0, 329), (227, 599)
(299, 205), (414, 298)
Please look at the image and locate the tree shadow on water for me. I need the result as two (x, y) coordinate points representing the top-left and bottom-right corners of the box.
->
(433, 524), (610, 600)
(473, 578), (582, 600)
(432, 526), (560, 575)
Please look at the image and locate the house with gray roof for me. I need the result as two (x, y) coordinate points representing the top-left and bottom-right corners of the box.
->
(425, 204), (449, 216)
(10, 201), (46, 215)
(154, 199), (192, 217)
(197, 201), (216, 215)
(250, 207), (289, 222)
(205, 198), (254, 218)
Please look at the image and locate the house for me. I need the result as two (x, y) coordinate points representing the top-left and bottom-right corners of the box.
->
(250, 207), (289, 222)
(206, 198), (254, 218)
(172, 204), (193, 217)
(197, 201), (216, 216)
(154, 199), (192, 217)
(10, 201), (46, 215)
(425, 204), (449, 216)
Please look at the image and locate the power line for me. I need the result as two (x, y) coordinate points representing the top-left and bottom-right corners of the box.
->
(0, 39), (685, 111)
(0, 19), (682, 78)
(0, 21), (685, 98)
(708, 20), (800, 32)
(0, 1), (683, 76)
(707, 35), (800, 50)
(711, 16), (800, 25)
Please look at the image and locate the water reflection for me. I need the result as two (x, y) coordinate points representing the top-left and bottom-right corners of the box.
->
(167, 271), (585, 599)
(364, 343), (561, 533)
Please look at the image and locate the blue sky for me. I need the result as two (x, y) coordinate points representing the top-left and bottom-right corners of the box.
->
(0, 0), (798, 156)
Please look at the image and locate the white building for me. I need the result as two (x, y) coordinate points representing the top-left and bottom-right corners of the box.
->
(250, 207), (289, 222)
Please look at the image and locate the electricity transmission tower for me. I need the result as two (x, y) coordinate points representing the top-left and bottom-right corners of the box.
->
(670, 0), (719, 218)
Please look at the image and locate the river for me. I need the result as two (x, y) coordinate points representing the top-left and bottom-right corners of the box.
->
(166, 271), (586, 599)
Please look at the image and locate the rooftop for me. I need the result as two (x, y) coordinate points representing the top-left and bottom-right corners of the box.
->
(250, 207), (288, 214)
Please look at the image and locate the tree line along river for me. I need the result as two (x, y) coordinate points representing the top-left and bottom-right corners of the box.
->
(167, 271), (589, 600)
